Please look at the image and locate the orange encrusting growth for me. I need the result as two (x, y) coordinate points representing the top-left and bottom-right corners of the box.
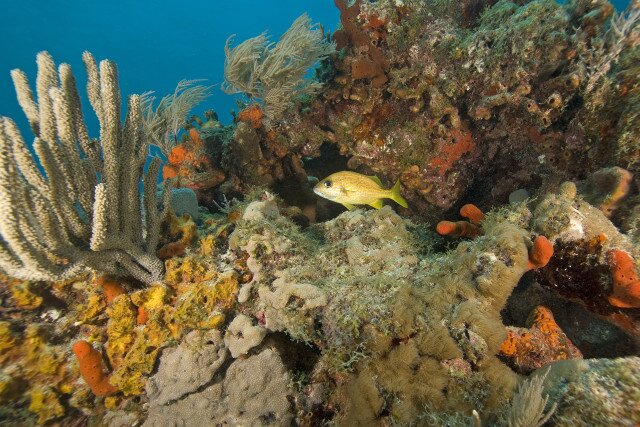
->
(527, 236), (554, 270)
(162, 129), (211, 181)
(237, 105), (264, 129)
(188, 128), (204, 146)
(606, 249), (640, 308)
(96, 276), (125, 304)
(499, 306), (582, 372)
(429, 129), (475, 176)
(72, 341), (118, 396)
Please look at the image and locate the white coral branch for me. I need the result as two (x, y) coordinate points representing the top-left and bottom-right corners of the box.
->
(0, 51), (170, 284)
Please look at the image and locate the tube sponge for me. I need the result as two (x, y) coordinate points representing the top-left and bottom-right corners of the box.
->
(72, 341), (117, 396)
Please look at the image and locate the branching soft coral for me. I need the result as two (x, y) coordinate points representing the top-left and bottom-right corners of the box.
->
(223, 14), (335, 120)
(0, 52), (171, 284)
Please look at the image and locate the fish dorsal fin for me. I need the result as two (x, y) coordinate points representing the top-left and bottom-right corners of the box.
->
(342, 202), (356, 211)
(368, 175), (383, 187)
(369, 199), (384, 209)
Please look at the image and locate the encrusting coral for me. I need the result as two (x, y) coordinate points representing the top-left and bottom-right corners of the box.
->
(500, 306), (583, 374)
(0, 51), (171, 285)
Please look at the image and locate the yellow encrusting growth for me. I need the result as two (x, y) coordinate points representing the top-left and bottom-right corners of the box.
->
(10, 281), (43, 309)
(28, 386), (65, 424)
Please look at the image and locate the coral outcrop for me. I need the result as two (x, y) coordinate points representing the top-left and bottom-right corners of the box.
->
(500, 306), (583, 374)
(1, 1), (639, 425)
(146, 329), (227, 406)
(539, 356), (640, 426)
(144, 348), (292, 426)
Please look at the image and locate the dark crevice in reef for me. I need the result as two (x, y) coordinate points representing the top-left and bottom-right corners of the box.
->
(303, 142), (350, 183)
(503, 274), (639, 359)
(263, 332), (321, 375)
(304, 142), (351, 222)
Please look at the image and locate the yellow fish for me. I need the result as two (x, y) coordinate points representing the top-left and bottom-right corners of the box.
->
(313, 171), (408, 210)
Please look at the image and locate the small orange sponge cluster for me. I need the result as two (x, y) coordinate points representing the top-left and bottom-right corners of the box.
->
(606, 249), (640, 308)
(96, 276), (125, 304)
(162, 129), (210, 181)
(436, 203), (484, 238)
(237, 105), (264, 129)
(527, 236), (554, 270)
(72, 341), (117, 396)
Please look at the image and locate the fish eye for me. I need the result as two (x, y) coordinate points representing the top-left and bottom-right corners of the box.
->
(324, 180), (332, 188)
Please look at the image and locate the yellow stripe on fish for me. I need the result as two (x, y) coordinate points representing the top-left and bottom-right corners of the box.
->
(313, 171), (408, 210)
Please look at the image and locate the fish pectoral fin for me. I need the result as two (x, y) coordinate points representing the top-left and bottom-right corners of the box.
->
(368, 175), (383, 186)
(368, 199), (384, 209)
(342, 203), (356, 211)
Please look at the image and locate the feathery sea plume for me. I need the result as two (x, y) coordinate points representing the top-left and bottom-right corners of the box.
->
(581, 3), (640, 94)
(505, 370), (557, 427)
(223, 13), (335, 120)
(141, 79), (211, 157)
(0, 51), (171, 285)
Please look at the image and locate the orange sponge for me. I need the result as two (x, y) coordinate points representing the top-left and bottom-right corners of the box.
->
(436, 220), (482, 238)
(527, 236), (553, 270)
(436, 203), (484, 238)
(237, 105), (264, 129)
(499, 305), (582, 373)
(460, 204), (484, 224)
(607, 250), (640, 308)
(72, 341), (117, 396)
(96, 276), (125, 304)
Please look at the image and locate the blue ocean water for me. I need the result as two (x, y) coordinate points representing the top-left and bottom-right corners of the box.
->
(0, 0), (339, 134)
(0, 0), (631, 135)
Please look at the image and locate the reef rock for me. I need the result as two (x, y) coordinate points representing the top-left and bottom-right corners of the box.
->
(539, 356), (640, 426)
(146, 329), (227, 406)
(143, 348), (292, 426)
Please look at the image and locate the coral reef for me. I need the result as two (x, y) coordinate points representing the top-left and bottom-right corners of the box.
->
(1, 186), (639, 425)
(188, 0), (638, 224)
(0, 0), (639, 425)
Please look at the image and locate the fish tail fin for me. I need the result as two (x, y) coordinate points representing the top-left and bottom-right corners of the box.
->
(390, 179), (408, 208)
